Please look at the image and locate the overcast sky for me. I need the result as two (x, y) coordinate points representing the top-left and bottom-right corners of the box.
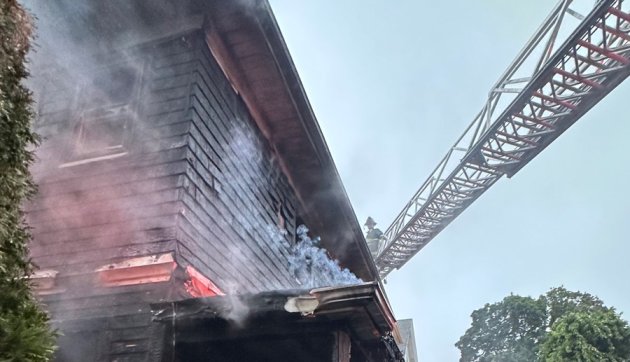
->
(269, 1), (630, 360)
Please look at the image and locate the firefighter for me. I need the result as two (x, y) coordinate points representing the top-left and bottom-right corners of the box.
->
(364, 216), (383, 258)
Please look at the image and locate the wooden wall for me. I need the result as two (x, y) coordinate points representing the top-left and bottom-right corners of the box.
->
(28, 35), (189, 321)
(25, 28), (307, 361)
(176, 32), (299, 293)
(27, 29), (302, 327)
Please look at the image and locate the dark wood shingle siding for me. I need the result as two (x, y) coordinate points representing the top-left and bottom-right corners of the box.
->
(27, 36), (197, 312)
(174, 33), (300, 292)
(53, 303), (158, 361)
(28, 30), (303, 308)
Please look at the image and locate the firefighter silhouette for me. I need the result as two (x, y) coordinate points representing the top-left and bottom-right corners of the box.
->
(364, 217), (383, 258)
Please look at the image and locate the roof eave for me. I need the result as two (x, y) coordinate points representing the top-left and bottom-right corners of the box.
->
(204, 0), (379, 281)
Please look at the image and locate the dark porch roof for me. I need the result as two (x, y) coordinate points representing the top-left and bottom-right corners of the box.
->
(151, 282), (402, 361)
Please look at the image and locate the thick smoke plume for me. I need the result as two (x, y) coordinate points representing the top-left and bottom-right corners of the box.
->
(288, 225), (362, 289)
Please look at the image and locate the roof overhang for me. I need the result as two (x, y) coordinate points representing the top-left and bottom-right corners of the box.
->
(203, 0), (378, 281)
(151, 282), (401, 360)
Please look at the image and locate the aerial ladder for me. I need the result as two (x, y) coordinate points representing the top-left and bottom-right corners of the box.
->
(374, 0), (630, 278)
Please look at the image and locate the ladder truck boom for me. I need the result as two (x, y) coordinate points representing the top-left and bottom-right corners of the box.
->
(375, 0), (630, 278)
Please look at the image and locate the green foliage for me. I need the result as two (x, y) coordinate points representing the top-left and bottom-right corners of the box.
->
(456, 287), (630, 362)
(0, 0), (56, 360)
(544, 287), (609, 328)
(455, 295), (546, 362)
(541, 310), (630, 362)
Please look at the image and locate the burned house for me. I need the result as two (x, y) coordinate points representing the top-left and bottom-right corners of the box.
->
(23, 0), (413, 360)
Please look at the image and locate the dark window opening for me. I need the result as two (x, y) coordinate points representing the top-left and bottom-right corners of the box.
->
(277, 203), (287, 231)
(294, 216), (305, 245)
(266, 186), (298, 244)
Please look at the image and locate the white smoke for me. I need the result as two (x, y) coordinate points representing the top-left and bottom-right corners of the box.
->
(218, 282), (251, 327)
(288, 225), (362, 289)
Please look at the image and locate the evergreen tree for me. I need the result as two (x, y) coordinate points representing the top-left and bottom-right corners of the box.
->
(0, 0), (56, 360)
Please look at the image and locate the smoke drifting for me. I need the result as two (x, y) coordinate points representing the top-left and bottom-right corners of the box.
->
(23, 0), (362, 304)
(218, 282), (251, 327)
(20, 4), (373, 360)
(289, 225), (362, 289)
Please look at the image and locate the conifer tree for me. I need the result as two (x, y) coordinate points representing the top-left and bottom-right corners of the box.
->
(0, 1), (56, 360)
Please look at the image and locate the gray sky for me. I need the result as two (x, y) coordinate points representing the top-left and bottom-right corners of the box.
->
(269, 1), (630, 360)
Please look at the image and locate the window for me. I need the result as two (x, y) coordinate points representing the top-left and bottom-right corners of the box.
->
(75, 113), (127, 156)
(62, 64), (140, 167)
(83, 66), (137, 109)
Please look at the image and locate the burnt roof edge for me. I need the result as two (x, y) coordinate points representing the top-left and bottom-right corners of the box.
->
(151, 282), (397, 341)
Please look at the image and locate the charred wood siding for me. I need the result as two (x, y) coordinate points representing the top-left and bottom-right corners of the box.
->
(176, 33), (299, 292)
(27, 31), (303, 361)
(27, 35), (198, 319)
(54, 310), (158, 362)
(28, 30), (301, 315)
(28, 34), (200, 362)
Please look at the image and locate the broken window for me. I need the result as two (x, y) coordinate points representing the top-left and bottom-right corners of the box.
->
(267, 189), (298, 244)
